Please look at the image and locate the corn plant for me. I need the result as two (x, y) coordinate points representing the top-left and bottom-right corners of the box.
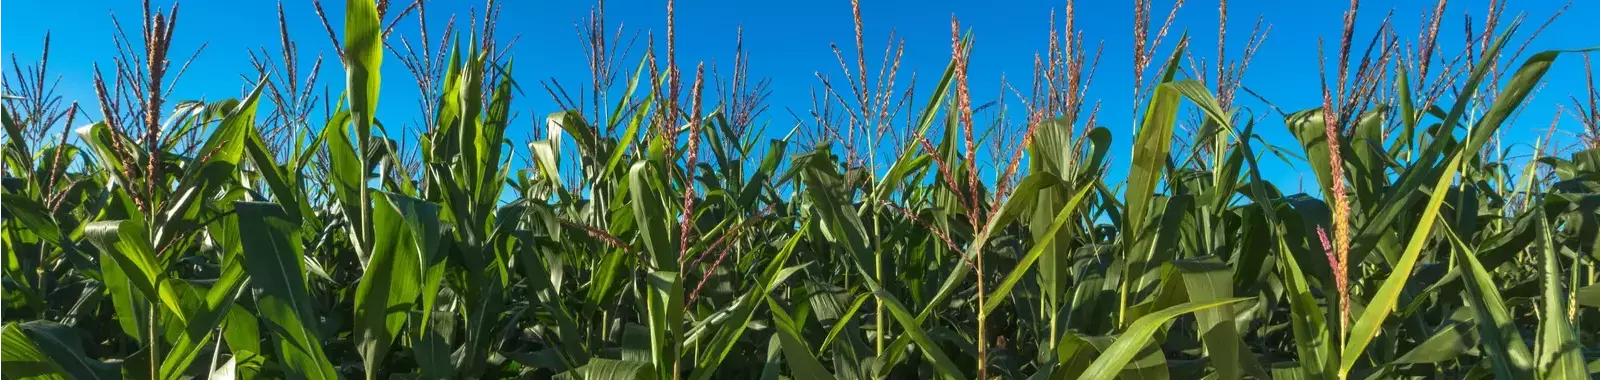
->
(3, 0), (1598, 379)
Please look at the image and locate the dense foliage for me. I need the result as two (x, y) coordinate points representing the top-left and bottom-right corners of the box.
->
(3, 0), (1598, 379)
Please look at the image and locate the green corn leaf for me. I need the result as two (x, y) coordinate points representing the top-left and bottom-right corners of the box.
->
(767, 297), (838, 380)
(1041, 333), (1099, 379)
(83, 221), (185, 322)
(556, 358), (657, 380)
(689, 224), (810, 380)
(864, 280), (966, 380)
(344, 0), (382, 144)
(737, 139), (787, 210)
(156, 82), (265, 251)
(244, 128), (301, 224)
(606, 56), (650, 130)
(0, 192), (59, 243)
(97, 238), (148, 343)
(71, 122), (137, 188)
(158, 207), (251, 380)
(1078, 298), (1250, 380)
(1393, 61), (1418, 157)
(1535, 204), (1588, 379)
(798, 157), (965, 380)
(603, 96), (653, 182)
(2, 321), (118, 379)
(630, 160), (675, 269)
(234, 201), (338, 379)
(510, 230), (588, 370)
(1172, 258), (1268, 380)
(2, 106), (30, 175)
(1392, 307), (1474, 365)
(1577, 284), (1600, 309)
(353, 192), (442, 378)
(1125, 82), (1182, 248)
(817, 291), (871, 355)
(1338, 151), (1465, 377)
(645, 271), (683, 380)
(1, 324), (71, 379)
(325, 112), (366, 255)
(1440, 222), (1534, 379)
(983, 183), (1093, 317)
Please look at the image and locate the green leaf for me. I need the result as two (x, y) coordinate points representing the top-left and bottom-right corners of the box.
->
(159, 211), (251, 380)
(234, 202), (338, 379)
(325, 114), (366, 254)
(510, 229), (587, 369)
(1283, 109), (1338, 208)
(689, 225), (810, 380)
(988, 173), (1061, 231)
(604, 96), (652, 182)
(1172, 258), (1268, 380)
(353, 192), (442, 378)
(606, 56), (651, 130)
(630, 160), (675, 268)
(1534, 205), (1588, 379)
(865, 280), (965, 380)
(798, 156), (965, 380)
(223, 305), (262, 361)
(1126, 82), (1182, 248)
(1042, 333), (1098, 379)
(2, 106), (31, 176)
(1276, 244), (1337, 378)
(244, 128), (302, 224)
(1577, 284), (1600, 309)
(1339, 151), (1465, 377)
(1, 328), (71, 380)
(555, 358), (657, 380)
(1079, 298), (1250, 380)
(83, 221), (186, 322)
(72, 122), (136, 188)
(2, 321), (118, 379)
(97, 239), (148, 343)
(344, 0), (382, 144)
(644, 271), (683, 379)
(816, 292), (870, 357)
(983, 183), (1093, 317)
(1, 193), (65, 249)
(155, 83), (266, 254)
(530, 138), (562, 181)
(738, 139), (787, 210)
(1393, 307), (1474, 365)
(1440, 222), (1534, 379)
(767, 297), (838, 380)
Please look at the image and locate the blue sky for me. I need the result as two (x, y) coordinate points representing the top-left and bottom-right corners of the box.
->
(3, 0), (1596, 194)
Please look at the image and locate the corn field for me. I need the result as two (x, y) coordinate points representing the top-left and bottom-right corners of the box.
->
(2, 0), (1599, 379)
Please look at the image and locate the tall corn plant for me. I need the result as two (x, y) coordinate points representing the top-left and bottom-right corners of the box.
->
(4, 0), (1600, 379)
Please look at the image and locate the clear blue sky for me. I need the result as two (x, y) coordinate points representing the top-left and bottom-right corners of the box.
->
(3, 0), (1596, 194)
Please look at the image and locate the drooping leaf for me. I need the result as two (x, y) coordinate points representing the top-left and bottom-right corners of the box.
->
(83, 220), (186, 322)
(1, 321), (118, 379)
(1442, 222), (1534, 379)
(767, 297), (839, 380)
(234, 202), (337, 379)
(353, 192), (442, 378)
(0, 330), (70, 380)
(1079, 298), (1250, 380)
(1172, 258), (1268, 380)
